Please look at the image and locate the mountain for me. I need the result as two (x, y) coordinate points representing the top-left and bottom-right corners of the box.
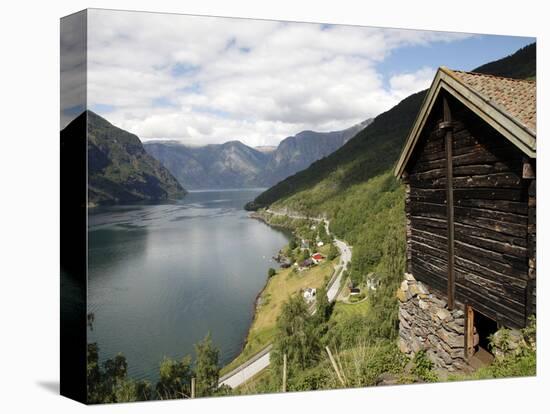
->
(144, 140), (270, 189)
(144, 119), (371, 190)
(62, 111), (186, 206)
(246, 42), (536, 211)
(474, 43), (535, 80)
(260, 119), (372, 186)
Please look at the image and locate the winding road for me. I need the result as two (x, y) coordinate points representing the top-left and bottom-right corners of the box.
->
(218, 209), (352, 389)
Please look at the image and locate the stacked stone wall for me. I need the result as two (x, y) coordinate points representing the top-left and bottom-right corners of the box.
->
(397, 273), (475, 371)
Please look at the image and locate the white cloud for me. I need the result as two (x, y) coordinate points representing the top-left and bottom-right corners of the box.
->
(389, 66), (437, 101)
(87, 10), (471, 146)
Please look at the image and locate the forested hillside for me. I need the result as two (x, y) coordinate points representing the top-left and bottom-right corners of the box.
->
(68, 111), (186, 206)
(474, 43), (535, 79)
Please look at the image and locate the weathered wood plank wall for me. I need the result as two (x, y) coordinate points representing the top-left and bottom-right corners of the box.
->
(404, 95), (532, 328)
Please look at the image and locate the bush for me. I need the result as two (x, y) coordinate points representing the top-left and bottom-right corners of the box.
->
(267, 268), (277, 278)
(411, 350), (438, 382)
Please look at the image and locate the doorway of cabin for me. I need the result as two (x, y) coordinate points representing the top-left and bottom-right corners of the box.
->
(465, 305), (497, 368)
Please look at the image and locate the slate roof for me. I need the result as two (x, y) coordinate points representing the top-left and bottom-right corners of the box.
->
(446, 69), (536, 133)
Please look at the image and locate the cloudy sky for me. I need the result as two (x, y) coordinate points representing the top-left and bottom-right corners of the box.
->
(81, 9), (533, 147)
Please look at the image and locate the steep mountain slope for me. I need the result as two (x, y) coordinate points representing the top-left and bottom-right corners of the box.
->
(71, 111), (186, 206)
(246, 42), (536, 211)
(145, 119), (371, 189)
(144, 140), (270, 189)
(261, 119), (372, 186)
(474, 43), (536, 80)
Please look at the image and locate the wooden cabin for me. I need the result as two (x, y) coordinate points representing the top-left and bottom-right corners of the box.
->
(395, 68), (536, 356)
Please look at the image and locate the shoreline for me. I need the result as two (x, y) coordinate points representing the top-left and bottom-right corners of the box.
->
(221, 210), (300, 375)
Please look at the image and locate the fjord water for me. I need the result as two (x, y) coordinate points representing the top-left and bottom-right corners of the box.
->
(87, 189), (289, 382)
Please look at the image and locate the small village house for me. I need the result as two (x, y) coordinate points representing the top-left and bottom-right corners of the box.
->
(299, 258), (314, 270)
(303, 287), (317, 303)
(394, 67), (536, 370)
(311, 253), (325, 264)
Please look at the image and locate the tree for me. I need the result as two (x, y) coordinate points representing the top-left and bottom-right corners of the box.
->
(194, 333), (220, 397)
(313, 286), (333, 326)
(87, 343), (102, 402)
(87, 343), (151, 403)
(272, 295), (321, 383)
(327, 243), (339, 260)
(288, 238), (298, 250)
(318, 223), (331, 244)
(268, 268), (276, 278)
(156, 355), (193, 400)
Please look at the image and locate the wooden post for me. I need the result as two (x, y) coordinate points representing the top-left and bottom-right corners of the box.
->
(191, 377), (195, 399)
(282, 353), (287, 392)
(464, 304), (475, 359)
(443, 96), (455, 310)
(526, 176), (536, 322)
(334, 348), (347, 384)
(325, 346), (345, 387)
(403, 177), (412, 274)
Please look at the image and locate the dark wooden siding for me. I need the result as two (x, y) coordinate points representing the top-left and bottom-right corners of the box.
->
(405, 95), (532, 329)
(406, 103), (449, 296)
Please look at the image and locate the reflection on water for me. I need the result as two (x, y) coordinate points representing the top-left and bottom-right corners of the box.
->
(88, 189), (289, 382)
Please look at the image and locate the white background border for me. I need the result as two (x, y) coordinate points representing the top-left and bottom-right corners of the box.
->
(0, 1), (547, 413)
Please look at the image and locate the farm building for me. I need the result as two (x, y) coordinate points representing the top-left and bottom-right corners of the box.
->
(394, 67), (536, 370)
(311, 253), (325, 263)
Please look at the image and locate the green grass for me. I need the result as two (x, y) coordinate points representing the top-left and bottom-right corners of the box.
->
(220, 259), (336, 376)
(331, 300), (370, 322)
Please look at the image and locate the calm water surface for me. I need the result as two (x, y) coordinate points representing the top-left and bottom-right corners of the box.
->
(87, 189), (289, 382)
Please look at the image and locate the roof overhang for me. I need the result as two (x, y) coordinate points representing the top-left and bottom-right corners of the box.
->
(394, 67), (536, 178)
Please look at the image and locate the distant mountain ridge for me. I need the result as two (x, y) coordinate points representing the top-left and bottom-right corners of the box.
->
(261, 119), (372, 186)
(62, 111), (186, 206)
(144, 119), (372, 190)
(144, 140), (270, 189)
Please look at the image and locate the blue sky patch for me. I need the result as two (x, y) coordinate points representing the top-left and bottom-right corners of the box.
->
(90, 103), (116, 113)
(377, 35), (534, 88)
(172, 62), (200, 77)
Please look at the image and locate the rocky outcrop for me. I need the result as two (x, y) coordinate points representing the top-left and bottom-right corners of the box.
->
(397, 273), (473, 372)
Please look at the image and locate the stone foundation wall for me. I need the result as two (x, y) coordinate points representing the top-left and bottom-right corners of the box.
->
(397, 273), (475, 372)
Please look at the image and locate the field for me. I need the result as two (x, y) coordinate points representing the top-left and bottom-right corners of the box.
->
(221, 257), (337, 375)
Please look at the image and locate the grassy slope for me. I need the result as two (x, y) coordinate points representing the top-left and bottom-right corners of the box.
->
(221, 256), (337, 375)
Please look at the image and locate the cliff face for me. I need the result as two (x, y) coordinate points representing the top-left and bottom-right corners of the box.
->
(62, 111), (186, 206)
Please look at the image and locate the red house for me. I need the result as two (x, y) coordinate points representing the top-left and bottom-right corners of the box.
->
(312, 253), (325, 263)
